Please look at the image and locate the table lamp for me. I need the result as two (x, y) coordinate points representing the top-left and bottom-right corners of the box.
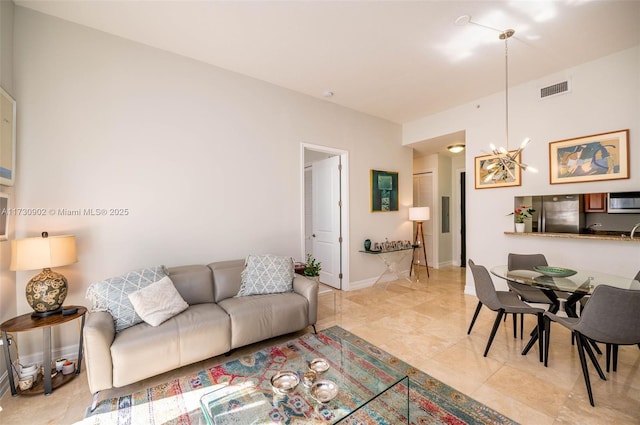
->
(10, 232), (77, 318)
(409, 207), (430, 278)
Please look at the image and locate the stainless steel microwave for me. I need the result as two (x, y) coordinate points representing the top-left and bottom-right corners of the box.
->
(608, 192), (640, 213)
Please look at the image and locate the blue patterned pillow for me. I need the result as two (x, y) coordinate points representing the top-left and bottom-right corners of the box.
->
(86, 266), (167, 332)
(237, 255), (294, 296)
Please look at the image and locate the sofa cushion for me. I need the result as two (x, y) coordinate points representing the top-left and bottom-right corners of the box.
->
(86, 265), (167, 332)
(167, 265), (215, 305)
(128, 276), (189, 326)
(209, 260), (246, 302)
(237, 254), (294, 296)
(110, 303), (231, 388)
(218, 293), (308, 349)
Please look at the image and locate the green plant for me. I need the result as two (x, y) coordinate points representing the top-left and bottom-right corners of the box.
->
(303, 254), (322, 277)
(508, 205), (535, 223)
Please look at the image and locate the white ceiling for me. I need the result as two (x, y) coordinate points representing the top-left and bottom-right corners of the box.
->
(15, 1), (640, 155)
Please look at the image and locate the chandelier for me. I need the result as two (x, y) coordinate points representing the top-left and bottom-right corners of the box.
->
(456, 16), (537, 182)
(485, 29), (537, 182)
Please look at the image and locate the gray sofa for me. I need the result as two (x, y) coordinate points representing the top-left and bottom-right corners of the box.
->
(83, 259), (318, 408)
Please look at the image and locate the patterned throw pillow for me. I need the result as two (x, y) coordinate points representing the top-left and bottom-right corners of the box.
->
(236, 254), (294, 297)
(128, 276), (189, 327)
(85, 266), (168, 332)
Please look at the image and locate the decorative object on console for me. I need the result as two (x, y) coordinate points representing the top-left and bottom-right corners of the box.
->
(10, 232), (77, 318)
(549, 129), (629, 184)
(370, 169), (398, 212)
(456, 16), (537, 182)
(363, 239), (371, 251)
(409, 207), (430, 279)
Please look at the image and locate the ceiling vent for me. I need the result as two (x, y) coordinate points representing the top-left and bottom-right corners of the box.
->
(539, 80), (571, 99)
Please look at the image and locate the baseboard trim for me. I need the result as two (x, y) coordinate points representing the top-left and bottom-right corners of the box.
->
(13, 343), (80, 372)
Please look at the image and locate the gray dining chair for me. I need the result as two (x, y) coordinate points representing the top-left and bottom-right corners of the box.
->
(467, 259), (545, 360)
(507, 253), (555, 338)
(543, 284), (640, 406)
(603, 270), (640, 373)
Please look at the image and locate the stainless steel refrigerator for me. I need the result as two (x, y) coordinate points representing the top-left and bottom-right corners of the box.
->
(541, 195), (584, 233)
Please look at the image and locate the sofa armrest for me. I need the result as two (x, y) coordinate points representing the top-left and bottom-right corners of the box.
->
(83, 311), (115, 394)
(293, 275), (319, 325)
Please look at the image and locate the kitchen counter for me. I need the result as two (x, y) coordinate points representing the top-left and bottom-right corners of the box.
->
(504, 231), (640, 242)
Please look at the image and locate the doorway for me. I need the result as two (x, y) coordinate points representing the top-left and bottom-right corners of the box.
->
(459, 170), (466, 267)
(301, 144), (350, 290)
(412, 172), (434, 267)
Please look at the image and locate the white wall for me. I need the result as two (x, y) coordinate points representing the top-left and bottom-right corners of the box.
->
(12, 7), (411, 357)
(0, 0), (16, 397)
(437, 155), (453, 266)
(404, 45), (640, 293)
(412, 155), (437, 267)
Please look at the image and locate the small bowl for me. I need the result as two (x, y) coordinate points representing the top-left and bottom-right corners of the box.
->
(19, 364), (39, 382)
(310, 379), (338, 403)
(62, 361), (75, 375)
(308, 358), (330, 374)
(270, 371), (299, 394)
(55, 358), (67, 372)
(19, 364), (37, 376)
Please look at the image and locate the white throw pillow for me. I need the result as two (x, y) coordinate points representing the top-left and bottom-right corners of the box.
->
(128, 276), (189, 327)
(237, 254), (294, 296)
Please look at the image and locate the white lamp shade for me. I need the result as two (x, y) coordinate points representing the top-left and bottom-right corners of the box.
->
(409, 207), (430, 221)
(10, 235), (77, 271)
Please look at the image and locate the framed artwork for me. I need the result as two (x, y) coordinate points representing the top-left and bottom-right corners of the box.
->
(549, 130), (629, 184)
(0, 192), (8, 241)
(370, 169), (398, 212)
(0, 86), (16, 186)
(474, 151), (522, 189)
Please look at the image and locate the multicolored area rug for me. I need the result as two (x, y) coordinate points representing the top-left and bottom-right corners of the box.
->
(81, 326), (518, 425)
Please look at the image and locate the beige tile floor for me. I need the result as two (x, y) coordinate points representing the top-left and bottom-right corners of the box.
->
(1, 265), (639, 424)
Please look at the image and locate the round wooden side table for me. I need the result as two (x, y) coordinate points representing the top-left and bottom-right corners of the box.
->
(1, 306), (87, 396)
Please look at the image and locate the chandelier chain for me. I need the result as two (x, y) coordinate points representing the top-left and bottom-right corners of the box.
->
(504, 30), (510, 152)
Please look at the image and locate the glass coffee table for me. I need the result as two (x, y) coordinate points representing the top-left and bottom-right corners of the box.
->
(200, 335), (410, 424)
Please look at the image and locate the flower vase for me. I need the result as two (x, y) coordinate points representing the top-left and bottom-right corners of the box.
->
(515, 222), (525, 233)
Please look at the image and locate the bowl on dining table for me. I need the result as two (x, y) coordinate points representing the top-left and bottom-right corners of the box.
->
(532, 266), (577, 278)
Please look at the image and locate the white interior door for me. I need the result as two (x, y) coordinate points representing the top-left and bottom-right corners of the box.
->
(312, 155), (341, 288)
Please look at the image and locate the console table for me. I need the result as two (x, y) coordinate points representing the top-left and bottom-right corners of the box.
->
(1, 306), (87, 396)
(360, 247), (415, 285)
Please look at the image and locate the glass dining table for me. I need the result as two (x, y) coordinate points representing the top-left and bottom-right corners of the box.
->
(490, 265), (640, 355)
(491, 265), (640, 317)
